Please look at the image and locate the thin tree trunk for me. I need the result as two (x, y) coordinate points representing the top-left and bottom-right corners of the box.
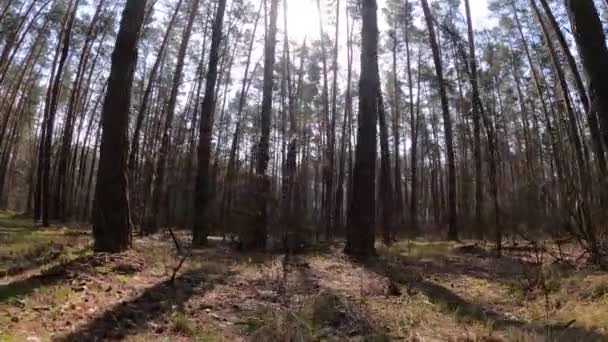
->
(225, 2), (262, 226)
(42, 0), (79, 226)
(464, 0), (484, 232)
(147, 0), (200, 234)
(193, 0), (227, 246)
(128, 0), (184, 178)
(404, 1), (419, 234)
(55, 0), (105, 221)
(335, 12), (354, 234)
(390, 30), (404, 227)
(532, 0), (587, 184)
(247, 0), (279, 250)
(421, 0), (458, 240)
(378, 91), (394, 245)
(513, 4), (563, 184)
(315, 0), (333, 239)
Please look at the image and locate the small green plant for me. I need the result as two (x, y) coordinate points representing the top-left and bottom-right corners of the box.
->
(172, 312), (195, 336)
(35, 285), (71, 305)
(390, 240), (458, 258)
(115, 274), (129, 285)
(543, 275), (562, 294)
(94, 265), (113, 274)
(195, 329), (224, 342)
(0, 284), (28, 303)
(241, 317), (266, 335)
(590, 282), (608, 300)
(0, 333), (19, 342)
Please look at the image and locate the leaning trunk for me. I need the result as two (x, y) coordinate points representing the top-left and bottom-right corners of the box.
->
(92, 0), (147, 252)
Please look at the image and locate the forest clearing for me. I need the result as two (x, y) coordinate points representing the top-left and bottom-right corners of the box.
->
(2, 0), (608, 340)
(1, 212), (607, 341)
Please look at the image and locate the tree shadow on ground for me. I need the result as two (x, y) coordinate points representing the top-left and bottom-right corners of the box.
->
(361, 254), (608, 341)
(0, 217), (37, 232)
(55, 264), (232, 341)
(0, 252), (99, 302)
(0, 214), (90, 279)
(386, 241), (586, 292)
(0, 242), (71, 278)
(0, 221), (38, 246)
(392, 250), (538, 288)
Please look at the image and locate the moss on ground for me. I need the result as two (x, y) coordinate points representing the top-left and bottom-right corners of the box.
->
(384, 240), (460, 258)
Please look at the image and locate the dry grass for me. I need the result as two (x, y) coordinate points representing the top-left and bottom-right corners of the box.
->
(0, 215), (607, 341)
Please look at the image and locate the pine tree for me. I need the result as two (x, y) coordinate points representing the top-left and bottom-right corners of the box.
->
(92, 0), (147, 253)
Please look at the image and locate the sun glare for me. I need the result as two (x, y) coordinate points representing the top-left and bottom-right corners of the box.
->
(285, 0), (321, 42)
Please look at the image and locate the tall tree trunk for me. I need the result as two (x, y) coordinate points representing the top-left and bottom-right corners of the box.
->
(147, 0), (200, 234)
(565, 0), (608, 173)
(41, 0), (79, 226)
(512, 3), (564, 184)
(193, 0), (227, 246)
(390, 30), (404, 227)
(327, 0), (340, 239)
(245, 0), (279, 250)
(378, 91), (394, 245)
(421, 0), (458, 240)
(532, 0), (605, 177)
(345, 0), (379, 257)
(182, 16), (210, 229)
(464, 0), (484, 232)
(315, 0), (333, 239)
(280, 0), (300, 250)
(404, 1), (419, 234)
(565, 0), (608, 262)
(55, 0), (106, 221)
(224, 1), (262, 229)
(335, 12), (354, 234)
(128, 0), (184, 180)
(93, 0), (147, 252)
(532, 0), (587, 183)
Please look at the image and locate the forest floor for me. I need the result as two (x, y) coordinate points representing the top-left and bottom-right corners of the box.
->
(0, 212), (607, 341)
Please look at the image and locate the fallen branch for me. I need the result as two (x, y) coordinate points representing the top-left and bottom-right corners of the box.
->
(166, 226), (182, 254)
(165, 226), (189, 284)
(170, 253), (189, 284)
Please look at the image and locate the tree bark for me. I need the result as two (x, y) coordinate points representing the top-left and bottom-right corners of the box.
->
(404, 0), (419, 234)
(224, 1), (262, 230)
(316, 0), (334, 239)
(193, 0), (227, 246)
(128, 0), (184, 180)
(55, 0), (106, 221)
(464, 0), (484, 232)
(565, 0), (608, 261)
(246, 0), (279, 250)
(147, 0), (200, 234)
(512, 3), (564, 184)
(335, 11), (354, 234)
(390, 30), (404, 227)
(532, 0), (587, 183)
(92, 0), (147, 252)
(345, 0), (379, 257)
(565, 0), (608, 173)
(41, 0), (80, 226)
(378, 91), (394, 245)
(421, 0), (458, 240)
